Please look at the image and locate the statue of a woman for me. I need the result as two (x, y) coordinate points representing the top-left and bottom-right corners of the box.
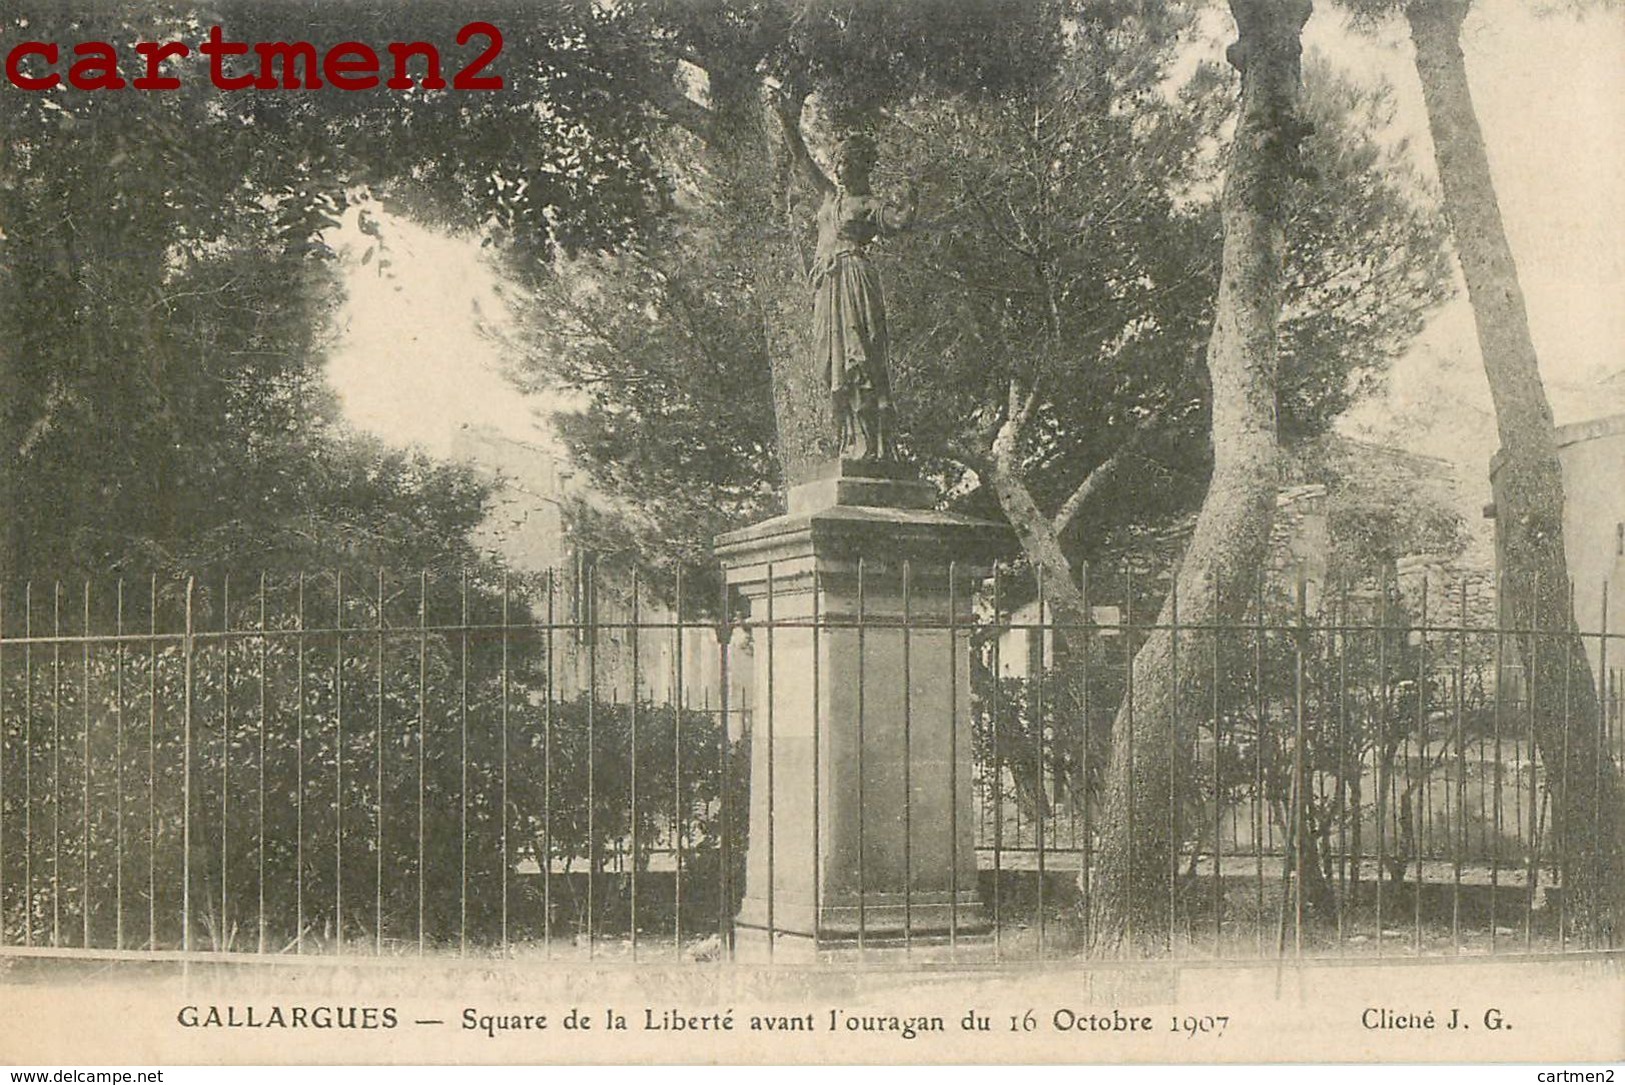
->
(776, 98), (917, 463)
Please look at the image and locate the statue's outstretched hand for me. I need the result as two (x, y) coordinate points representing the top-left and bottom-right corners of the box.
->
(886, 180), (921, 233)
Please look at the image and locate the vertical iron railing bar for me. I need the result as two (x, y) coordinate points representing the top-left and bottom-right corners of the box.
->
(902, 559), (912, 953)
(1443, 630), (1456, 857)
(1037, 569), (1053, 948)
(1477, 623), (1488, 868)
(857, 556), (867, 953)
(1336, 579), (1349, 955)
(0, 588), (6, 947)
(0, 593), (7, 945)
(1308, 589), (1321, 950)
(1413, 577), (1427, 956)
(181, 578), (194, 955)
(1293, 576), (1306, 961)
(375, 568), (385, 956)
(335, 571), (345, 954)
(1422, 599), (1434, 864)
(811, 564), (822, 954)
(1125, 566), (1136, 952)
(219, 576), (229, 950)
(673, 568), (685, 952)
(1312, 590), (1327, 953)
(25, 583), (34, 949)
(1080, 562), (1092, 952)
(459, 569), (469, 958)
(947, 561), (957, 954)
(146, 577), (155, 950)
(1253, 571), (1264, 957)
(416, 572), (427, 957)
(1013, 692), (1025, 856)
(1508, 610), (1521, 916)
(296, 573), (306, 955)
(1066, 599), (1078, 857)
(1596, 579), (1609, 950)
(81, 582), (91, 948)
(1526, 572), (1538, 953)
(717, 574), (733, 959)
(706, 688), (717, 952)
(52, 582), (61, 947)
(544, 571), (556, 959)
(116, 582), (125, 951)
(586, 562), (597, 959)
(1376, 568), (1388, 958)
(1275, 600), (1296, 967)
(1212, 573), (1223, 956)
(762, 565), (775, 957)
(1490, 572), (1505, 954)
(1558, 578), (1573, 952)
(1168, 578), (1179, 958)
(1263, 621), (1274, 849)
(990, 564), (1003, 959)
(257, 574), (267, 955)
(1453, 580), (1467, 954)
(501, 572), (511, 957)
(629, 570), (640, 961)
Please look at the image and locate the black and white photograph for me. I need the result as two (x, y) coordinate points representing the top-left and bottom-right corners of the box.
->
(0, 0), (1619, 1069)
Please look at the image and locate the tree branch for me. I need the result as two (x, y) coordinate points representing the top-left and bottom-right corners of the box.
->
(1013, 381), (1040, 437)
(1005, 377), (1024, 431)
(1051, 446), (1127, 537)
(962, 178), (1039, 261)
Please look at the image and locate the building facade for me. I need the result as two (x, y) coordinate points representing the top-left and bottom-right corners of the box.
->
(1489, 411), (1625, 708)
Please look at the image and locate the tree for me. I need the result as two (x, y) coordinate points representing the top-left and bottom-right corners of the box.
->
(527, 16), (1450, 602)
(888, 44), (1449, 621)
(0, 65), (488, 587)
(631, 0), (1066, 479)
(526, 1), (1449, 950)
(0, 1), (675, 589)
(1087, 0), (1315, 952)
(1341, 0), (1625, 943)
(0, 2), (732, 953)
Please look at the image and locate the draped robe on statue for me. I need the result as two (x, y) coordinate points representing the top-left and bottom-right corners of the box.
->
(810, 191), (904, 462)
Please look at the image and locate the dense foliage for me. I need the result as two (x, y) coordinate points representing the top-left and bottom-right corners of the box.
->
(521, 7), (1453, 605)
(0, 2), (673, 592)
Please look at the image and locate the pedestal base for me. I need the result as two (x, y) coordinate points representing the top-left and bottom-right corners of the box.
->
(737, 889), (986, 938)
(787, 458), (937, 515)
(733, 901), (994, 963)
(716, 458), (1011, 954)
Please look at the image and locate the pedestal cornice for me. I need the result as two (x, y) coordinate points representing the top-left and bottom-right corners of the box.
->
(716, 498), (1013, 581)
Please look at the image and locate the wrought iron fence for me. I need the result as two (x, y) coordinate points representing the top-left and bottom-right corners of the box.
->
(970, 566), (1625, 961)
(0, 564), (1618, 963)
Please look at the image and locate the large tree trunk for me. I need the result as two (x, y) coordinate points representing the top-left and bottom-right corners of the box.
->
(1407, 0), (1624, 944)
(1087, 0), (1309, 954)
(707, 70), (833, 483)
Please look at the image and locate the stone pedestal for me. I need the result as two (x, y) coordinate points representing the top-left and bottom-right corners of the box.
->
(714, 459), (1010, 956)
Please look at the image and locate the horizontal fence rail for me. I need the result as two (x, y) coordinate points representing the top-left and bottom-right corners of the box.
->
(0, 565), (1619, 964)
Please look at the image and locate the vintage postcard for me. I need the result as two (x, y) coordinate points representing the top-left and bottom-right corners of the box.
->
(0, 0), (1620, 1069)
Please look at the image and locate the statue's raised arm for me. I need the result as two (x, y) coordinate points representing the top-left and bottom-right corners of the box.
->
(772, 90), (835, 198)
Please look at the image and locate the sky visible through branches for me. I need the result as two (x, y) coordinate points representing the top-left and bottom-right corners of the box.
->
(327, 0), (1623, 503)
